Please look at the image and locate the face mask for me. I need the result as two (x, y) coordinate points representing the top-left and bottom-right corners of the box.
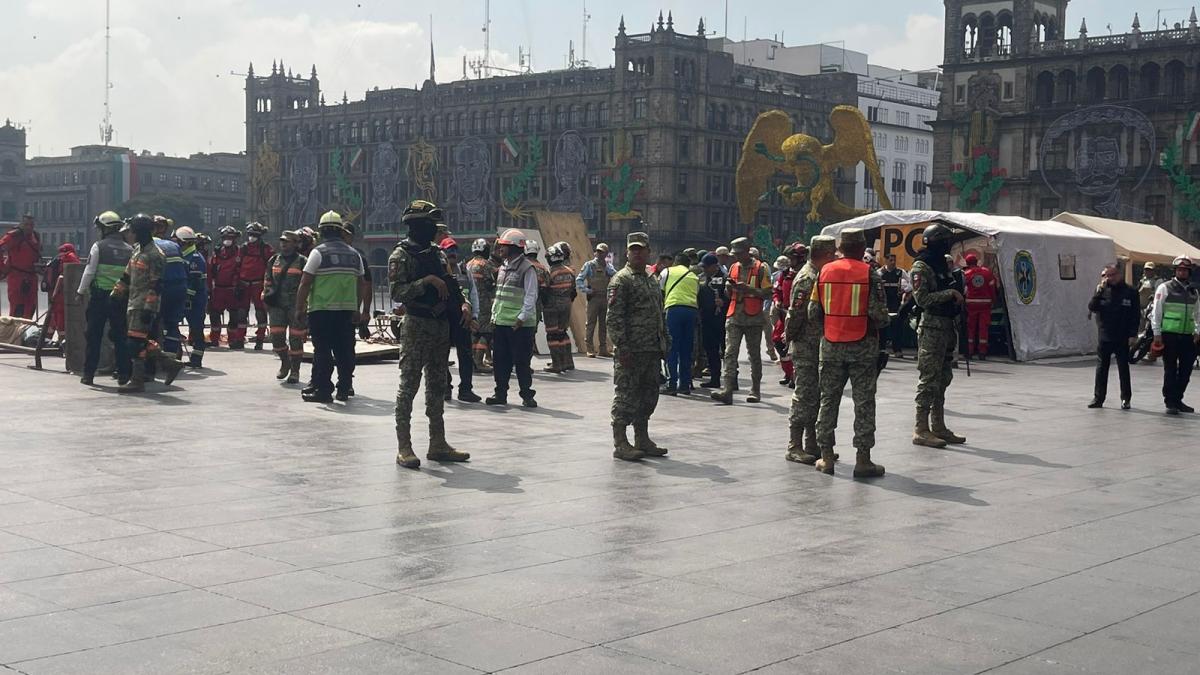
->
(222, 239), (234, 247)
(248, 235), (259, 243)
(408, 221), (437, 245)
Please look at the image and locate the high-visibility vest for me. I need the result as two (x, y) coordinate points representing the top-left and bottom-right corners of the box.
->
(1161, 280), (1198, 335)
(663, 265), (699, 309)
(93, 235), (133, 292)
(493, 256), (533, 326)
(817, 258), (871, 342)
(726, 259), (768, 317)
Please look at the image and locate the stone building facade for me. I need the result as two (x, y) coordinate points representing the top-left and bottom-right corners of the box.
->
(244, 13), (858, 266)
(0, 120), (27, 225)
(932, 0), (1200, 241)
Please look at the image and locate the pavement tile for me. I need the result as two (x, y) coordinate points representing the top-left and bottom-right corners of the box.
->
(12, 637), (209, 675)
(1031, 632), (1200, 674)
(0, 586), (63, 621)
(244, 640), (480, 674)
(501, 645), (697, 674)
(158, 614), (367, 671)
(0, 530), (44, 553)
(971, 573), (1186, 632)
(73, 588), (270, 638)
(0, 546), (111, 584)
(294, 591), (479, 640)
(391, 616), (590, 672)
(813, 627), (1019, 674)
(3, 515), (156, 546)
(207, 569), (382, 612)
(7, 565), (188, 609)
(131, 548), (300, 587)
(0, 610), (137, 663)
(63, 531), (221, 565)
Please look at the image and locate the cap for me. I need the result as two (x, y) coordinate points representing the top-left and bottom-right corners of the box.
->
(809, 235), (836, 255)
(714, 246), (730, 256)
(627, 232), (649, 249)
(964, 253), (979, 266)
(749, 246), (762, 258)
(1144, 262), (1157, 270)
(730, 238), (751, 254)
(594, 242), (610, 253)
(838, 228), (866, 246)
(774, 255), (790, 270)
(785, 242), (808, 257)
(701, 253), (719, 266)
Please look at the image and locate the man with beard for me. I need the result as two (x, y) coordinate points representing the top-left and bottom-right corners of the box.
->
(910, 222), (967, 448)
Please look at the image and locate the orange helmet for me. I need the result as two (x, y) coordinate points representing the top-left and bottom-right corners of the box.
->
(496, 228), (526, 247)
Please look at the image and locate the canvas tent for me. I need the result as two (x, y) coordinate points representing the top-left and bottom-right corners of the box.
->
(823, 210), (1116, 361)
(1051, 213), (1200, 282)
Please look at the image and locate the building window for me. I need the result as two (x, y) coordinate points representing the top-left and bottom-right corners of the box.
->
(955, 85), (966, 103)
(202, 177), (212, 191)
(632, 135), (646, 159)
(217, 207), (227, 226)
(676, 210), (688, 232)
(188, 176), (197, 190)
(891, 160), (907, 209)
(202, 207), (212, 225)
(894, 136), (909, 152)
(142, 173), (152, 186)
(913, 164), (928, 209)
(677, 172), (688, 196)
(633, 96), (647, 120)
(231, 179), (240, 193)
(873, 132), (887, 152)
(232, 208), (241, 221)
(1003, 81), (1014, 100)
(1038, 197), (1060, 220)
(598, 102), (609, 126)
(174, 175), (182, 188)
(217, 179), (226, 192)
(679, 136), (690, 160)
(896, 111), (910, 126)
(678, 97), (690, 122)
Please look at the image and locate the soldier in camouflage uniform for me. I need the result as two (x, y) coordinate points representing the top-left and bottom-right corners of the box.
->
(811, 228), (889, 478)
(466, 238), (498, 373)
(785, 235), (837, 464)
(263, 230), (308, 384)
(910, 222), (967, 449)
(608, 231), (669, 461)
(389, 201), (472, 469)
(112, 213), (183, 393)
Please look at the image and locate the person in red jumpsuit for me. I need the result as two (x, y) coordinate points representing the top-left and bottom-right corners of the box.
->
(207, 225), (242, 347)
(230, 222), (274, 350)
(962, 253), (997, 359)
(771, 243), (807, 388)
(46, 242), (80, 339)
(0, 215), (42, 318)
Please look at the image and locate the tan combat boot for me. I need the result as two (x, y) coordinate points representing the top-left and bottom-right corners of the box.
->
(633, 420), (668, 457)
(710, 388), (734, 405)
(852, 449), (885, 479)
(795, 428), (833, 465)
(427, 418), (470, 462)
(930, 404), (966, 444)
(276, 352), (290, 380)
(156, 352), (184, 386)
(814, 448), (837, 475)
(395, 424), (420, 468)
(118, 360), (147, 394)
(287, 358), (301, 384)
(746, 386), (761, 404)
(785, 425), (807, 463)
(912, 408), (948, 448)
(613, 425), (644, 461)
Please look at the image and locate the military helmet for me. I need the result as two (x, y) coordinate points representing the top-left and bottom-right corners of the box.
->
(554, 241), (572, 259)
(127, 213), (155, 235)
(94, 210), (122, 232)
(497, 228), (526, 247)
(922, 222), (955, 245)
(546, 244), (566, 264)
(279, 230), (301, 244)
(401, 199), (443, 225)
(524, 240), (541, 255)
(471, 237), (489, 254)
(730, 237), (751, 254)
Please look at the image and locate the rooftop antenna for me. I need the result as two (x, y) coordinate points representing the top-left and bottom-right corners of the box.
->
(483, 0), (491, 78)
(580, 0), (591, 68)
(100, 0), (114, 145)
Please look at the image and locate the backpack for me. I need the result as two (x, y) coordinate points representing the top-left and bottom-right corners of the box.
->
(41, 256), (63, 293)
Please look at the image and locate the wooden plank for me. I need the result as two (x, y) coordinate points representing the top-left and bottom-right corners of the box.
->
(301, 340), (398, 363)
(530, 210), (608, 353)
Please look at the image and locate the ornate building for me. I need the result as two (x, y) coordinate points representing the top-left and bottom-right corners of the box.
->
(0, 120), (27, 224)
(245, 13), (858, 266)
(932, 1), (1200, 240)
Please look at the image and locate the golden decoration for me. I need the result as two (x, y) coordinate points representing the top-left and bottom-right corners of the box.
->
(252, 141), (281, 211)
(406, 137), (438, 201)
(736, 105), (891, 224)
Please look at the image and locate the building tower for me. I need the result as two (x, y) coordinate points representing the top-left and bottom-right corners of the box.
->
(0, 120), (28, 222)
(943, 0), (1068, 65)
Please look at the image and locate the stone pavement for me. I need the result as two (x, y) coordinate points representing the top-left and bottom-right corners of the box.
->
(1, 346), (1198, 674)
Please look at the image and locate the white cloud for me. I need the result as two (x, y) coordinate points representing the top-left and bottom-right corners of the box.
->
(824, 13), (945, 71)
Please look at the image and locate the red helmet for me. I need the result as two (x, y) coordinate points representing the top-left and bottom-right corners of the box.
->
(964, 253), (979, 266)
(496, 228), (526, 247)
(438, 238), (458, 251)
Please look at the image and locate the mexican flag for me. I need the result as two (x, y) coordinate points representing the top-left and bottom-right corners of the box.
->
(1186, 112), (1200, 142)
(348, 147), (364, 171)
(502, 136), (520, 160)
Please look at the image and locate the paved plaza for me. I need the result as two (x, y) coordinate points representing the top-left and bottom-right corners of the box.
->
(1, 346), (1198, 674)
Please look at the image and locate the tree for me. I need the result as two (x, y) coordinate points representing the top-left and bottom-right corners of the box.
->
(116, 193), (203, 230)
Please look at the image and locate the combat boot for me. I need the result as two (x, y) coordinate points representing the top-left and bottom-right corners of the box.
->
(427, 419), (470, 462)
(118, 361), (147, 394)
(613, 425), (644, 461)
(287, 359), (301, 384)
(930, 404), (966, 444)
(814, 448), (837, 475)
(633, 420), (668, 457)
(276, 353), (291, 380)
(254, 338), (264, 351)
(852, 449), (885, 479)
(784, 425), (807, 463)
(156, 352), (184, 386)
(80, 374), (95, 386)
(912, 408), (948, 448)
(747, 386), (761, 404)
(188, 352), (203, 368)
(395, 429), (420, 469)
(710, 389), (733, 405)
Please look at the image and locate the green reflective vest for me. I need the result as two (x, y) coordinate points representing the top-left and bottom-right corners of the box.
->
(662, 265), (699, 309)
(492, 257), (533, 327)
(94, 235), (133, 292)
(309, 240), (362, 312)
(1161, 280), (1197, 335)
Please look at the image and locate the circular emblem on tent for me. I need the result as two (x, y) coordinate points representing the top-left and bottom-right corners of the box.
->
(1013, 250), (1036, 305)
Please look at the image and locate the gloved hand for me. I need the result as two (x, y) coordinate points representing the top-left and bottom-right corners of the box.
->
(357, 323), (369, 340)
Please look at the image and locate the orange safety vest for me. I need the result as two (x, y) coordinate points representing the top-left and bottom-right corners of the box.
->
(726, 259), (769, 318)
(817, 258), (871, 343)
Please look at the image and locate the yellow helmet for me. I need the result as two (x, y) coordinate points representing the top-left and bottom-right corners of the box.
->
(94, 210), (122, 228)
(318, 210), (346, 231)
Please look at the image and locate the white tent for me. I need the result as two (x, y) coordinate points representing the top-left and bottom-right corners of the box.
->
(1051, 212), (1200, 282)
(823, 210), (1116, 361)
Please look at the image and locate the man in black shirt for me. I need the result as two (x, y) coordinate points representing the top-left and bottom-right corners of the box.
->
(880, 254), (907, 356)
(1088, 263), (1140, 409)
(697, 253), (728, 389)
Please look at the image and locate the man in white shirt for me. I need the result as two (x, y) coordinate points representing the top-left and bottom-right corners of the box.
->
(1150, 256), (1200, 414)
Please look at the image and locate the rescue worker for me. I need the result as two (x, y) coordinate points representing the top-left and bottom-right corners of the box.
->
(175, 226), (209, 368)
(45, 243), (80, 342)
(263, 230), (308, 384)
(298, 227), (316, 256)
(543, 243), (579, 373)
(785, 235), (836, 464)
(296, 211), (369, 403)
(1150, 256), (1200, 415)
(712, 237), (771, 404)
(772, 246), (806, 388)
(0, 214), (41, 318)
(388, 200), (471, 468)
(962, 252), (997, 359)
(77, 211), (133, 386)
(525, 240), (551, 327)
(465, 238), (498, 373)
(697, 253), (727, 389)
(810, 229), (889, 478)
(659, 251), (700, 395)
(152, 216), (188, 358)
(111, 213), (184, 392)
(910, 222), (967, 448)
(1137, 262), (1160, 363)
(577, 242), (616, 357)
(195, 232), (211, 258)
(232, 222), (274, 350)
(608, 231), (668, 461)
(1088, 263), (1139, 409)
(207, 225), (242, 347)
(487, 229), (539, 408)
(880, 254), (909, 357)
(440, 237), (482, 403)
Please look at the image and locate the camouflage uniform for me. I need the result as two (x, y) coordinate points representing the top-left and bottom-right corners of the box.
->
(911, 257), (964, 446)
(389, 238), (466, 466)
(785, 237), (836, 463)
(466, 254), (498, 371)
(607, 232), (669, 460)
(120, 240), (166, 346)
(263, 249), (308, 381)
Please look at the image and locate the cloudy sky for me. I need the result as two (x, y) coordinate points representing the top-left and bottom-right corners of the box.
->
(0, 0), (1160, 158)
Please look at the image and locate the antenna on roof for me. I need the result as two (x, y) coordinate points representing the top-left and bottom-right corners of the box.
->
(100, 0), (115, 145)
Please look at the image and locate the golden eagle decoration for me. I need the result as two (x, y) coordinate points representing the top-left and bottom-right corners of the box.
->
(736, 105), (891, 225)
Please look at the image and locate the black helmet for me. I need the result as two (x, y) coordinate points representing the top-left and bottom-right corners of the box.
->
(922, 222), (955, 246)
(402, 199), (444, 225)
(128, 213), (155, 235)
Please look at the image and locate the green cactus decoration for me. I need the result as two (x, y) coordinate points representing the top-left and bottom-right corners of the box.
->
(1160, 141), (1200, 225)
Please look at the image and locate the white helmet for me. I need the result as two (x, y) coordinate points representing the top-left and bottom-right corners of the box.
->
(174, 226), (197, 241)
(546, 244), (566, 264)
(524, 240), (541, 255)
